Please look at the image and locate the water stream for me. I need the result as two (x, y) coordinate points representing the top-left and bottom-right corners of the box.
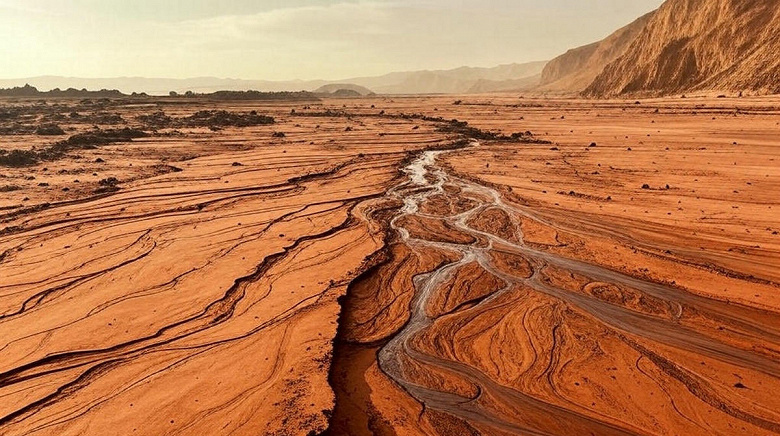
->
(372, 141), (780, 434)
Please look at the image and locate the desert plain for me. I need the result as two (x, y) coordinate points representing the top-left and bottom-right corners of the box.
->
(1, 94), (779, 435)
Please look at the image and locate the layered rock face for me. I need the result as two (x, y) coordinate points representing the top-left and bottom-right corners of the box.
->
(585, 0), (780, 96)
(538, 12), (656, 93)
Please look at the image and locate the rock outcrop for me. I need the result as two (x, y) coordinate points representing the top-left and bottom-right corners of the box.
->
(585, 0), (780, 97)
(538, 12), (655, 93)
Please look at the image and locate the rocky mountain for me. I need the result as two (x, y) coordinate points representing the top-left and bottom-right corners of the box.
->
(537, 12), (656, 93)
(343, 61), (548, 94)
(585, 0), (780, 97)
(466, 74), (542, 94)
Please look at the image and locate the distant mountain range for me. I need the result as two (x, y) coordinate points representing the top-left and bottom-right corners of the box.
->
(0, 61), (547, 96)
(0, 76), (329, 96)
(0, 83), (322, 101)
(342, 62), (547, 94)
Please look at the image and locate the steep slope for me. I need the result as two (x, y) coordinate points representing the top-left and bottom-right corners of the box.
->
(585, 0), (780, 97)
(538, 11), (656, 93)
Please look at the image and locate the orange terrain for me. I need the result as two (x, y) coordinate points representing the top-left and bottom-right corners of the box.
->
(1, 95), (779, 435)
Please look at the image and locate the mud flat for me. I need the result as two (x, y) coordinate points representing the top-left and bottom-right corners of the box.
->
(1, 95), (779, 435)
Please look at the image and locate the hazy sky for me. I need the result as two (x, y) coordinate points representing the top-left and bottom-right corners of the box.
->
(0, 0), (663, 80)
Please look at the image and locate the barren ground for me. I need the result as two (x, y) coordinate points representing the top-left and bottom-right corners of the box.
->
(1, 94), (779, 435)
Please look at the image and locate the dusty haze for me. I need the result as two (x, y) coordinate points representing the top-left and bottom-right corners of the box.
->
(0, 0), (662, 81)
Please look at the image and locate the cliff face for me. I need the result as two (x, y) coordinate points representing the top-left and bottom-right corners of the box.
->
(538, 12), (656, 93)
(585, 0), (780, 97)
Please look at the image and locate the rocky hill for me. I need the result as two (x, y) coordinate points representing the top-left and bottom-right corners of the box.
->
(585, 0), (780, 97)
(0, 84), (125, 98)
(537, 12), (655, 93)
(313, 83), (374, 96)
